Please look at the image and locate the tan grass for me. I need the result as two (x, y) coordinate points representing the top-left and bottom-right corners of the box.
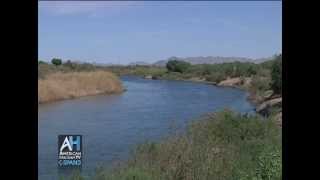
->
(38, 71), (123, 103)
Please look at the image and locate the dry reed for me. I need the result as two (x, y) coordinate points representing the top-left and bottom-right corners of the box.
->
(38, 71), (123, 103)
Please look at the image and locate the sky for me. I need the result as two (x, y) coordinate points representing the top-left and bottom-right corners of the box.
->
(38, 1), (282, 64)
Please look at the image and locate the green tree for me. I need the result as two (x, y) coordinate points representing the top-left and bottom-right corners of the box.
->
(270, 55), (282, 94)
(51, 58), (62, 66)
(247, 65), (257, 76)
(166, 58), (191, 73)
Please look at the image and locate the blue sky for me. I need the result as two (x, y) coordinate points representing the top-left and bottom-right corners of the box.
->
(39, 1), (282, 64)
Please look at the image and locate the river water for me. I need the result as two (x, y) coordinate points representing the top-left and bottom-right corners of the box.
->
(38, 76), (255, 179)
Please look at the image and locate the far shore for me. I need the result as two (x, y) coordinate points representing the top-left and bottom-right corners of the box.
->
(142, 75), (258, 102)
(140, 74), (282, 125)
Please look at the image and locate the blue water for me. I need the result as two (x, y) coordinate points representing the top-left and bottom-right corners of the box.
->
(38, 76), (255, 179)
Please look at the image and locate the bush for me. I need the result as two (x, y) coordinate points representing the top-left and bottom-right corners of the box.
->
(166, 59), (191, 73)
(246, 65), (258, 76)
(250, 75), (271, 93)
(270, 55), (282, 94)
(205, 72), (225, 83)
(255, 147), (282, 180)
(161, 72), (183, 80)
(51, 58), (62, 66)
(81, 110), (281, 180)
(256, 68), (271, 78)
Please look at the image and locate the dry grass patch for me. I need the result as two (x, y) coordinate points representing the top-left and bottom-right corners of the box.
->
(38, 71), (123, 103)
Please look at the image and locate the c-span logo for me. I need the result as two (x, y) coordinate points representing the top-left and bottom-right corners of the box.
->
(58, 135), (82, 168)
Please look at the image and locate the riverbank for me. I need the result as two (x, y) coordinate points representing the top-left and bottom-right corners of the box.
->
(67, 110), (282, 180)
(109, 56), (281, 116)
(38, 71), (124, 104)
(38, 59), (282, 179)
(133, 74), (278, 118)
(141, 74), (283, 128)
(48, 73), (281, 180)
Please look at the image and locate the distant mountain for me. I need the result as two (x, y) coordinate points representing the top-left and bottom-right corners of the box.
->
(129, 61), (150, 66)
(153, 56), (271, 67)
(153, 60), (168, 67)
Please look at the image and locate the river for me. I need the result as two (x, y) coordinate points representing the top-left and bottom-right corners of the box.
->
(38, 76), (255, 179)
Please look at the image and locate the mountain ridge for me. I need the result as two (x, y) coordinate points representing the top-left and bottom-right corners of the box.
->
(151, 56), (272, 66)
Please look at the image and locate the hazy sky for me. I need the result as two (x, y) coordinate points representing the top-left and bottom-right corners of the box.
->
(39, 1), (282, 64)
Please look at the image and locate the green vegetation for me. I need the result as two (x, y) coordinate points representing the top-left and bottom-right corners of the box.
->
(166, 58), (192, 73)
(39, 55), (282, 105)
(185, 61), (259, 79)
(66, 110), (281, 180)
(270, 55), (282, 95)
(107, 61), (262, 84)
(101, 55), (282, 105)
(41, 56), (282, 180)
(108, 57), (277, 84)
(250, 76), (271, 94)
(51, 58), (63, 66)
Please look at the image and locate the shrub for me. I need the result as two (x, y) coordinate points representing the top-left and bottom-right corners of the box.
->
(255, 148), (282, 180)
(161, 72), (183, 80)
(51, 58), (62, 66)
(270, 55), (282, 94)
(205, 72), (225, 83)
(251, 75), (271, 93)
(80, 110), (281, 180)
(256, 68), (271, 78)
(246, 65), (258, 76)
(166, 59), (191, 73)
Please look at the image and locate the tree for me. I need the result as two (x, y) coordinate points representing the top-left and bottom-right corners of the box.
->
(270, 55), (282, 94)
(166, 58), (191, 73)
(247, 65), (257, 76)
(51, 58), (62, 66)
